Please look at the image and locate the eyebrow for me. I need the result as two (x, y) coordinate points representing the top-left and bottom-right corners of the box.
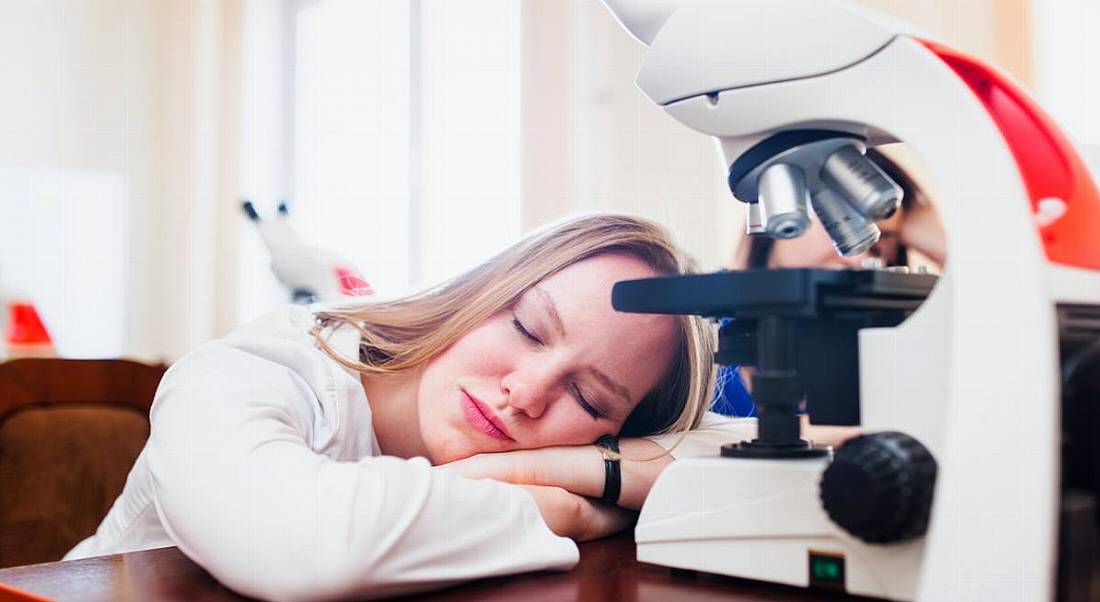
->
(530, 286), (634, 408)
(531, 286), (565, 337)
(590, 367), (633, 409)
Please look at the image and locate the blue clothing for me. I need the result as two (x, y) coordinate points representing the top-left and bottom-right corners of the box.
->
(711, 365), (810, 417)
(711, 364), (756, 417)
(711, 316), (756, 417)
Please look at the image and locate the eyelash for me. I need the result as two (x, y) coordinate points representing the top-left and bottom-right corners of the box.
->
(572, 384), (602, 420)
(511, 316), (541, 344)
(511, 315), (602, 420)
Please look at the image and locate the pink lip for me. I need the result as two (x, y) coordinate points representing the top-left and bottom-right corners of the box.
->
(461, 390), (514, 441)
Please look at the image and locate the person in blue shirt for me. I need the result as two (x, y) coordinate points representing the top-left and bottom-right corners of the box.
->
(711, 148), (946, 418)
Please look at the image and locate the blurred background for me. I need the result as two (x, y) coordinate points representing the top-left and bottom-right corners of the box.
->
(0, 0), (1095, 363)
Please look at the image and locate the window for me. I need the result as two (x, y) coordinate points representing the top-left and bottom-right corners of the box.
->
(238, 0), (521, 321)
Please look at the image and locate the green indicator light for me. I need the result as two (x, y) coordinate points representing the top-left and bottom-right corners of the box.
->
(811, 556), (841, 582)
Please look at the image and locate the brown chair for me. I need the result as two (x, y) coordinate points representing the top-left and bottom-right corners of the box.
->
(0, 358), (166, 568)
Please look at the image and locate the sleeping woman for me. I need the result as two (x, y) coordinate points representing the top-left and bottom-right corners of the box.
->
(65, 213), (755, 602)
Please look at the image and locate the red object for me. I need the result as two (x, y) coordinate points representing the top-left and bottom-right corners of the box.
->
(333, 267), (374, 296)
(0, 581), (56, 602)
(6, 302), (52, 346)
(921, 39), (1100, 270)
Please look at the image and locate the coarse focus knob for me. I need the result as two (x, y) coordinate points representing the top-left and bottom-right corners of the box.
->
(819, 431), (937, 544)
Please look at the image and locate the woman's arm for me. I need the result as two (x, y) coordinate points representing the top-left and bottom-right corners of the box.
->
(801, 414), (862, 447)
(443, 438), (673, 511)
(518, 484), (636, 540)
(147, 343), (578, 602)
(444, 415), (759, 510)
(447, 414), (849, 512)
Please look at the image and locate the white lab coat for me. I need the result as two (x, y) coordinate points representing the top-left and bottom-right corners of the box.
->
(65, 305), (756, 601)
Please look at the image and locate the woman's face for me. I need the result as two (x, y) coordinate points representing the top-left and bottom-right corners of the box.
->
(417, 252), (680, 464)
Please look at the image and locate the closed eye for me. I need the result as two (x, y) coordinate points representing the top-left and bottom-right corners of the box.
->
(571, 384), (602, 420)
(511, 316), (542, 345)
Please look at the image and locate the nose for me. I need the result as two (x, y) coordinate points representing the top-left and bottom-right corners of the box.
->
(501, 366), (561, 420)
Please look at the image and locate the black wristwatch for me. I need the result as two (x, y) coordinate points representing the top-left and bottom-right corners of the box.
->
(595, 434), (621, 505)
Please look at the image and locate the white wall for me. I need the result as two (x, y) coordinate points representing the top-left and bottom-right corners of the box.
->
(1032, 0), (1100, 146)
(0, 0), (1040, 360)
(0, 167), (127, 357)
(521, 0), (738, 271)
(0, 0), (243, 362)
(857, 0), (1034, 91)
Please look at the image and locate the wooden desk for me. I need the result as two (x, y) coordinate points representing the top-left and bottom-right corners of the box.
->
(0, 533), (868, 601)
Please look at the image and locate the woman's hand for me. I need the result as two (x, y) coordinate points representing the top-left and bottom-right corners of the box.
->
(800, 414), (861, 447)
(441, 449), (559, 490)
(440, 439), (674, 511)
(518, 484), (636, 541)
(898, 199), (947, 266)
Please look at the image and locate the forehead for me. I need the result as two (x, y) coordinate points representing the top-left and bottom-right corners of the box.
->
(523, 253), (680, 400)
(532, 253), (663, 319)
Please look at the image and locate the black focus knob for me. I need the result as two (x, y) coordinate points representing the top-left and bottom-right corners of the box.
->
(819, 431), (937, 544)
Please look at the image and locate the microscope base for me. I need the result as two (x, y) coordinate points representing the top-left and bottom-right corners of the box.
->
(635, 456), (923, 601)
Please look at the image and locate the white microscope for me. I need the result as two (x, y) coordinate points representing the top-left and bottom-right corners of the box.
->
(241, 200), (374, 303)
(602, 1), (1100, 600)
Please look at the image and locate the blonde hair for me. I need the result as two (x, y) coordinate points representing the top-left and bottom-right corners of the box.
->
(311, 213), (715, 437)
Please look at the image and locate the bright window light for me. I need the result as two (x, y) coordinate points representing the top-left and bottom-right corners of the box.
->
(238, 0), (521, 310)
(418, 0), (522, 287)
(293, 0), (413, 296)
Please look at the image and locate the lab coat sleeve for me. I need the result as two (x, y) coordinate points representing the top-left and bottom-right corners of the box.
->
(645, 412), (758, 459)
(145, 343), (578, 602)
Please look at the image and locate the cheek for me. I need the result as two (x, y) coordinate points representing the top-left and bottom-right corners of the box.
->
(771, 237), (831, 268)
(416, 321), (520, 456)
(532, 401), (620, 445)
(537, 415), (604, 445)
(430, 322), (515, 378)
